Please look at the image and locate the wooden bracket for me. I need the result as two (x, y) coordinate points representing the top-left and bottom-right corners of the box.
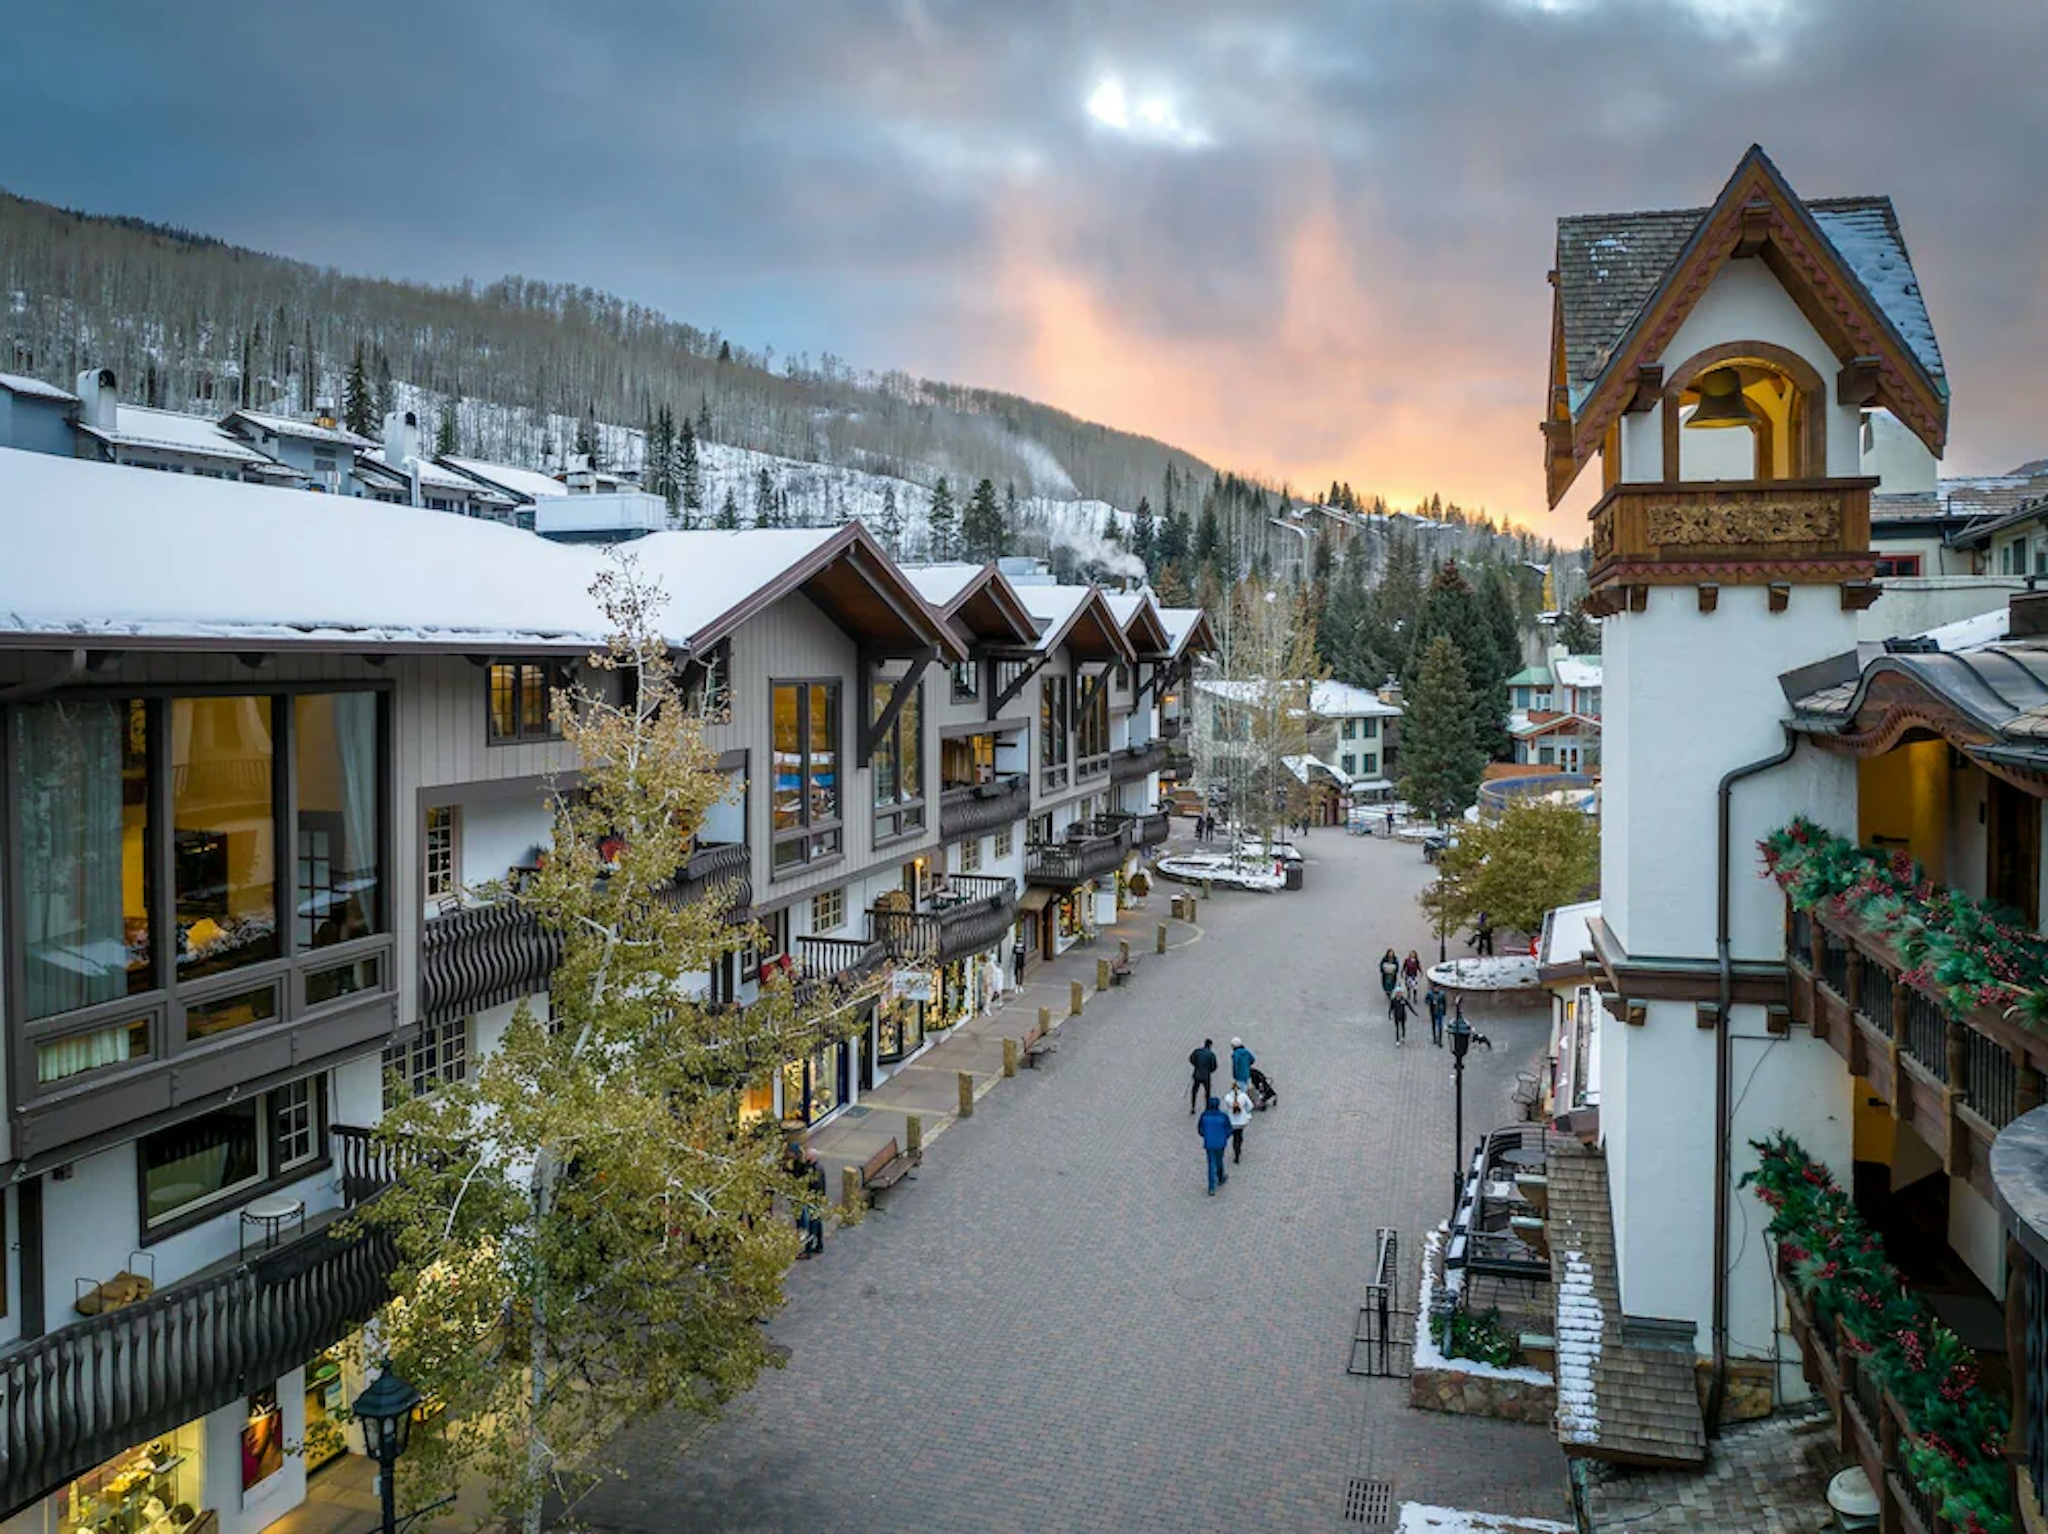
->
(1767, 583), (1792, 613)
(988, 649), (1049, 721)
(1627, 585), (1648, 614)
(1765, 1004), (1791, 1036)
(1734, 199), (1773, 259)
(1623, 364), (1664, 415)
(1840, 582), (1881, 612)
(1837, 355), (1882, 409)
(1697, 583), (1720, 614)
(859, 646), (936, 768)
(1695, 1002), (1721, 1031)
(1626, 1001), (1647, 1028)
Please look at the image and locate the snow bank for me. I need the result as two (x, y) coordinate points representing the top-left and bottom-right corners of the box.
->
(1397, 1504), (1569, 1533)
(1414, 1226), (1554, 1385)
(1428, 956), (1540, 992)
(1555, 1247), (1603, 1446)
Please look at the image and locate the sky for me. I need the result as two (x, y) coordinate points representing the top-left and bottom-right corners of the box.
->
(3, 0), (2045, 534)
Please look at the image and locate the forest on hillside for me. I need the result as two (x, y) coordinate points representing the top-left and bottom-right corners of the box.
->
(0, 190), (1215, 511)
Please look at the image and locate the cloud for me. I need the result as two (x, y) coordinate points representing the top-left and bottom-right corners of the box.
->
(0, 0), (2043, 538)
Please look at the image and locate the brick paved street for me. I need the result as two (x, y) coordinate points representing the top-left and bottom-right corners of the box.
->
(567, 829), (1569, 1532)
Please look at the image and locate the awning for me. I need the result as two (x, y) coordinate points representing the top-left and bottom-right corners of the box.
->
(1018, 887), (1055, 915)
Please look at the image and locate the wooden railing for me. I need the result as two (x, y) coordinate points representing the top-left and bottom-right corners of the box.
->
(0, 1126), (397, 1517)
(421, 899), (564, 1026)
(1787, 899), (2045, 1199)
(1025, 830), (1128, 888)
(869, 878), (1018, 965)
(939, 774), (1029, 841)
(1110, 741), (1169, 785)
(1587, 477), (1876, 588)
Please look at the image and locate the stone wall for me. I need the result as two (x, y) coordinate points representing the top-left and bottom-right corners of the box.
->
(1409, 1362), (1557, 1425)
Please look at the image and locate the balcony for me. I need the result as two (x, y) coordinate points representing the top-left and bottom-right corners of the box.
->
(1110, 741), (1169, 785)
(1786, 899), (2043, 1200)
(1159, 716), (1184, 741)
(674, 839), (752, 922)
(940, 774), (1030, 842)
(792, 934), (889, 1005)
(1026, 829), (1128, 889)
(0, 1125), (397, 1518)
(868, 876), (1019, 964)
(1586, 476), (1878, 601)
(421, 898), (565, 1027)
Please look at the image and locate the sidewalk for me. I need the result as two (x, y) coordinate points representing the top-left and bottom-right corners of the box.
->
(800, 864), (1213, 1193)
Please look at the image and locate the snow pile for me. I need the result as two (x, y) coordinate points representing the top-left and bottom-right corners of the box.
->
(1153, 853), (1286, 892)
(1555, 1248), (1603, 1446)
(1429, 956), (1540, 992)
(1397, 1505), (1569, 1533)
(1414, 1226), (1554, 1385)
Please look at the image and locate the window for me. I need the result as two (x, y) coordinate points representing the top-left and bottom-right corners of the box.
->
(872, 677), (926, 842)
(1342, 719), (1357, 740)
(1342, 754), (1357, 775)
(140, 1080), (326, 1230)
(958, 837), (982, 873)
(812, 887), (846, 933)
(37, 1018), (149, 1086)
(382, 1017), (469, 1109)
(994, 826), (1013, 859)
(1360, 718), (1379, 740)
(173, 696), (279, 979)
(1029, 813), (1053, 847)
(488, 662), (560, 743)
(1075, 679), (1110, 764)
(424, 805), (459, 902)
(312, 449), (336, 475)
(1874, 554), (1923, 579)
(295, 693), (379, 949)
(750, 909), (791, 977)
(185, 983), (280, 1042)
(1040, 675), (1070, 789)
(951, 660), (980, 703)
(12, 697), (153, 1020)
(772, 682), (842, 871)
(1361, 753), (1378, 776)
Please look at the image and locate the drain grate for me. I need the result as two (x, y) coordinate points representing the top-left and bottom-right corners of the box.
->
(1344, 1477), (1393, 1523)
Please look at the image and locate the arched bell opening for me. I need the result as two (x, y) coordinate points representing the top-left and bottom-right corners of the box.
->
(1661, 341), (1828, 484)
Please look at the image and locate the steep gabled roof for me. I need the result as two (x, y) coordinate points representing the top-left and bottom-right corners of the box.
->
(1104, 590), (1173, 659)
(1159, 606), (1216, 662)
(903, 562), (1038, 646)
(1016, 584), (1135, 664)
(1548, 146), (1949, 506)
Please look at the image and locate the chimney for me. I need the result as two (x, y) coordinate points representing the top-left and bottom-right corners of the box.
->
(383, 409), (421, 506)
(75, 368), (118, 432)
(313, 397), (337, 429)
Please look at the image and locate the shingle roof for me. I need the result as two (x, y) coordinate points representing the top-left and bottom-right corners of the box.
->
(224, 409), (377, 449)
(0, 370), (79, 404)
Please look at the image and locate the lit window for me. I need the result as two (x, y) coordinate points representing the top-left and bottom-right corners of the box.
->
(872, 678), (926, 842)
(488, 663), (561, 743)
(425, 804), (459, 901)
(383, 1017), (470, 1110)
(771, 681), (843, 871)
(812, 888), (846, 932)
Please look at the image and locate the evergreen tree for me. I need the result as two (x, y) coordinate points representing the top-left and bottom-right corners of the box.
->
(1155, 507), (1191, 572)
(1194, 496), (1222, 570)
(648, 405), (678, 512)
(717, 340), (733, 363)
(1400, 635), (1486, 822)
(574, 408), (596, 464)
(1410, 559), (1510, 761)
(1131, 496), (1156, 572)
(435, 407), (458, 457)
(963, 477), (1004, 561)
(373, 349), (395, 423)
(753, 466), (776, 527)
(679, 416), (703, 519)
(342, 342), (373, 436)
(696, 397), (712, 440)
(1556, 599), (1601, 655)
(716, 487), (740, 529)
(926, 476), (957, 560)
(1004, 479), (1019, 535)
(877, 483), (903, 553)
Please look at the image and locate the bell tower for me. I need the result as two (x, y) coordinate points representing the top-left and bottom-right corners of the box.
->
(1542, 146), (1949, 1401)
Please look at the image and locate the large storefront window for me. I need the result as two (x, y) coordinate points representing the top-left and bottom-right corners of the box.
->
(1076, 678), (1110, 763)
(295, 692), (380, 948)
(13, 698), (152, 1020)
(174, 696), (280, 979)
(878, 972), (929, 1062)
(56, 1424), (204, 1534)
(1040, 675), (1069, 789)
(779, 1043), (844, 1127)
(772, 681), (842, 871)
(872, 678), (925, 842)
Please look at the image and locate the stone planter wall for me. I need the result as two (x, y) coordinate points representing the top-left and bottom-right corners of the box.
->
(1409, 1363), (1556, 1425)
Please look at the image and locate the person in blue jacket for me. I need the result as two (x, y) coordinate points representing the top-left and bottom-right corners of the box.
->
(1197, 1096), (1233, 1194)
(1230, 1036), (1255, 1087)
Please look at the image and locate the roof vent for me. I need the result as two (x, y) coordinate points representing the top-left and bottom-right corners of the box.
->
(1883, 635), (1940, 655)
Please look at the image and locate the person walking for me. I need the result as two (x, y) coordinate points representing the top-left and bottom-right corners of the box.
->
(1378, 948), (1400, 1005)
(1427, 983), (1449, 1047)
(1388, 988), (1411, 1045)
(784, 1139), (826, 1257)
(1197, 1096), (1233, 1194)
(1474, 911), (1494, 956)
(1402, 949), (1423, 1006)
(1222, 1080), (1254, 1164)
(1384, 808), (1396, 835)
(1189, 1037), (1219, 1114)
(1230, 1035), (1255, 1088)
(1012, 934), (1028, 987)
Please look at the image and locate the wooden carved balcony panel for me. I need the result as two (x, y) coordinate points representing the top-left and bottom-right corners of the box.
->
(421, 900), (565, 1027)
(1110, 741), (1169, 785)
(1588, 477), (1877, 590)
(939, 775), (1030, 841)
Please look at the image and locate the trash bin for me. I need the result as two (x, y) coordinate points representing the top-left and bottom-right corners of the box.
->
(1284, 863), (1304, 891)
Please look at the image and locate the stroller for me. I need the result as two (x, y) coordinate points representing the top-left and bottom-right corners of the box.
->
(1247, 1066), (1278, 1111)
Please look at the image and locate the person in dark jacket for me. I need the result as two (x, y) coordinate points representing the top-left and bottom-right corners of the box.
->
(1379, 949), (1400, 1000)
(1012, 935), (1028, 987)
(784, 1139), (826, 1256)
(1189, 1038), (1219, 1113)
(1388, 989), (1411, 1044)
(1427, 984), (1449, 1047)
(1230, 1036), (1255, 1086)
(1197, 1097), (1232, 1193)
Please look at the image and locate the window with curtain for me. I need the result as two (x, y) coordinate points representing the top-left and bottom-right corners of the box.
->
(487, 663), (559, 743)
(173, 696), (279, 979)
(294, 693), (379, 949)
(1040, 675), (1069, 788)
(12, 697), (152, 1021)
(772, 682), (842, 870)
(872, 678), (925, 841)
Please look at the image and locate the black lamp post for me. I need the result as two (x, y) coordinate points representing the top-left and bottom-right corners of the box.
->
(1447, 1009), (1473, 1223)
(353, 1369), (424, 1534)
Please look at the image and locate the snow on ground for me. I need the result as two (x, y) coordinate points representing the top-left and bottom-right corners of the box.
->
(1154, 853), (1286, 891)
(1555, 1248), (1603, 1446)
(1397, 1503), (1570, 1533)
(1414, 1226), (1554, 1384)
(1428, 956), (1540, 992)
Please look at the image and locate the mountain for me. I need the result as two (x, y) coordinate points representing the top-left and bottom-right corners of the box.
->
(0, 188), (1214, 515)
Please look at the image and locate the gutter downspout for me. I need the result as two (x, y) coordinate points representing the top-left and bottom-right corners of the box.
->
(1707, 723), (1799, 1436)
(0, 648), (87, 704)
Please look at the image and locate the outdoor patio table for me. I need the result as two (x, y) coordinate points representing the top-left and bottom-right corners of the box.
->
(240, 1193), (306, 1258)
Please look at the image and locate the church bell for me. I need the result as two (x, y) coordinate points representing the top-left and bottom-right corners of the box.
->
(1685, 366), (1758, 429)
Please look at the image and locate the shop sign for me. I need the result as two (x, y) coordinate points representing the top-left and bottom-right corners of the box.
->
(888, 968), (933, 1003)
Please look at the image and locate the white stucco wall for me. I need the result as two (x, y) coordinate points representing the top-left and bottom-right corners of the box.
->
(1863, 409), (1939, 494)
(1853, 580), (2019, 643)
(1619, 406), (1664, 482)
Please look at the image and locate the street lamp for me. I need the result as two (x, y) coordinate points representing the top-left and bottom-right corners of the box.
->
(353, 1368), (424, 1534)
(1447, 1008), (1473, 1224)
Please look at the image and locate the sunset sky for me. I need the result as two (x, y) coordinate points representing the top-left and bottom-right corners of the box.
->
(4, 0), (2044, 534)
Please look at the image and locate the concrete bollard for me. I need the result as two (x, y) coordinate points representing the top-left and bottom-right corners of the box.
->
(841, 1164), (862, 1212)
(958, 1071), (974, 1117)
(1070, 979), (1085, 1016)
(1097, 958), (1111, 993)
(1120, 940), (1131, 963)
(1157, 922), (1168, 954)
(1038, 1005), (1051, 1038)
(1203, 878), (1213, 900)
(905, 1114), (923, 1155)
(1003, 1037), (1019, 1078)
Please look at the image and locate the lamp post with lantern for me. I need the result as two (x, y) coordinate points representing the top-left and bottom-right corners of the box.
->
(1448, 1008), (1473, 1223)
(352, 1369), (424, 1534)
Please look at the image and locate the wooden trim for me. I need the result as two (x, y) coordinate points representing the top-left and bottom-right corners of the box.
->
(1659, 340), (1828, 479)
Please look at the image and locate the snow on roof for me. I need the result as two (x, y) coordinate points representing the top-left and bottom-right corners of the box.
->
(1810, 203), (1946, 386)
(1159, 606), (1208, 656)
(1103, 590), (1154, 627)
(1015, 583), (1091, 651)
(1920, 604), (2009, 653)
(0, 451), (850, 653)
(1553, 654), (1602, 689)
(0, 370), (78, 403)
(226, 410), (377, 449)
(441, 455), (570, 501)
(902, 563), (987, 610)
(1311, 679), (1401, 718)
(1541, 899), (1600, 971)
(360, 448), (514, 497)
(83, 405), (274, 463)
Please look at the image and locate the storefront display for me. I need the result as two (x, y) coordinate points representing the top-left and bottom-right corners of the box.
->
(57, 1426), (204, 1534)
(1056, 891), (1089, 951)
(303, 1346), (350, 1474)
(937, 960), (971, 1029)
(778, 1042), (843, 1128)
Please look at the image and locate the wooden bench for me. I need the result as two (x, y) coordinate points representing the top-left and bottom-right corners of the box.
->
(1024, 1026), (1060, 1067)
(1109, 952), (1142, 986)
(857, 1137), (920, 1203)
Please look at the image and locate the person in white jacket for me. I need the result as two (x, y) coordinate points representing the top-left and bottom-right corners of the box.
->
(1221, 1082), (1255, 1165)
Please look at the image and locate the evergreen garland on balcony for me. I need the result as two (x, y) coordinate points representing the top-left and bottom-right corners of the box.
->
(1761, 816), (2048, 1028)
(1745, 1133), (2011, 1534)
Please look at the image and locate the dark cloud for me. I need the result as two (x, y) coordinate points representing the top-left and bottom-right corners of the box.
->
(2, 0), (2042, 527)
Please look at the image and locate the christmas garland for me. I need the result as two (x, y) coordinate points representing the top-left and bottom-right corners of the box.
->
(1760, 816), (2048, 1028)
(1744, 1133), (2010, 1534)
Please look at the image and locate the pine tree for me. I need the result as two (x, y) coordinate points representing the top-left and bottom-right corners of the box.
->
(1556, 599), (1601, 655)
(574, 408), (597, 464)
(926, 476), (957, 560)
(373, 349), (395, 423)
(696, 397), (712, 440)
(435, 407), (458, 457)
(753, 466), (776, 528)
(877, 484), (903, 554)
(1400, 634), (1486, 822)
(342, 342), (373, 436)
(963, 477), (1003, 561)
(716, 487), (740, 529)
(717, 340), (733, 363)
(1131, 496), (1156, 572)
(679, 416), (703, 519)
(1156, 507), (1191, 572)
